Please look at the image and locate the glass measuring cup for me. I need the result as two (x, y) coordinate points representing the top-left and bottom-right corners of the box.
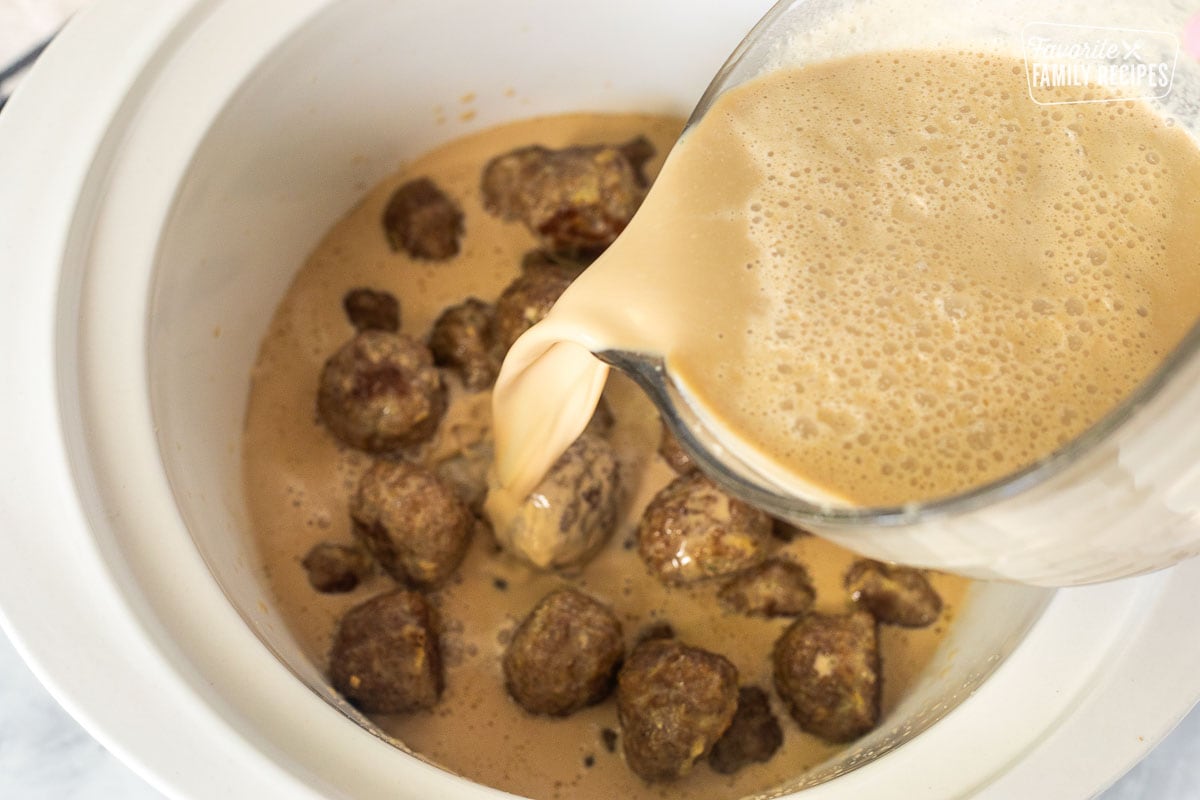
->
(492, 0), (1200, 586)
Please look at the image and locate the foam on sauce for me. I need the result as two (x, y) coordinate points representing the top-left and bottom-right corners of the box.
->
(492, 51), (1200, 507)
(243, 111), (967, 799)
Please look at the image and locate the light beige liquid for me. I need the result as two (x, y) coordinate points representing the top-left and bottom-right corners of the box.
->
(242, 112), (967, 800)
(492, 50), (1200, 507)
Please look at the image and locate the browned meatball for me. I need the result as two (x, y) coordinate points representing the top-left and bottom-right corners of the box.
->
(382, 177), (463, 260)
(771, 517), (811, 542)
(583, 396), (615, 439)
(492, 434), (621, 570)
(317, 331), (447, 453)
(481, 137), (654, 256)
(427, 297), (499, 391)
(342, 287), (400, 332)
(845, 560), (943, 628)
(718, 559), (816, 617)
(707, 686), (784, 775)
(349, 461), (473, 587)
(657, 420), (696, 474)
(490, 265), (576, 351)
(635, 621), (675, 645)
(617, 639), (739, 782)
(329, 589), (442, 713)
(520, 248), (591, 275)
(433, 440), (493, 515)
(773, 610), (880, 743)
(301, 542), (373, 593)
(617, 134), (657, 177)
(637, 472), (772, 585)
(503, 589), (624, 716)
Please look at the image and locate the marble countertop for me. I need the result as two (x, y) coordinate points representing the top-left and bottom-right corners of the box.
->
(1, 625), (1198, 798)
(2, 3), (1199, 798)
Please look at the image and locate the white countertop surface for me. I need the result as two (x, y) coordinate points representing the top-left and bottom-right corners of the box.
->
(2, 3), (1199, 798)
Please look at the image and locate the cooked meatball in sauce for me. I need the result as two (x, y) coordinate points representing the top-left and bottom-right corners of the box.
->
(243, 113), (968, 800)
(504, 588), (624, 716)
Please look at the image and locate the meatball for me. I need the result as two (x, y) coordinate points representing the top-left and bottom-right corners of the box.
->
(520, 248), (591, 275)
(717, 559), (816, 617)
(637, 472), (772, 585)
(350, 460), (473, 587)
(329, 589), (442, 713)
(381, 176), (463, 260)
(301, 542), (373, 593)
(342, 288), (400, 333)
(491, 434), (620, 571)
(427, 297), (499, 391)
(657, 420), (696, 474)
(773, 610), (881, 743)
(317, 330), (447, 453)
(481, 137), (655, 256)
(635, 621), (676, 645)
(617, 134), (657, 177)
(503, 589), (624, 716)
(583, 396), (616, 439)
(771, 517), (811, 542)
(490, 265), (576, 352)
(845, 560), (943, 628)
(616, 639), (739, 782)
(433, 440), (493, 515)
(707, 686), (784, 775)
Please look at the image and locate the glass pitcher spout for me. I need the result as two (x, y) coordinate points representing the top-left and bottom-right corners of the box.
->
(596, 349), (868, 522)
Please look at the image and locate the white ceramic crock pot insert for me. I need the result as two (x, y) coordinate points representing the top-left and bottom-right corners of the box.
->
(0, 0), (1198, 798)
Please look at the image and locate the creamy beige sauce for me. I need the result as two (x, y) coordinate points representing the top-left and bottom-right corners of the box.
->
(492, 51), (1200, 507)
(243, 112), (967, 800)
